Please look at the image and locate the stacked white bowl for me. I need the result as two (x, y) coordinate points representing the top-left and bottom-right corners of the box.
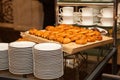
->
(0, 43), (9, 70)
(8, 41), (36, 74)
(33, 43), (64, 79)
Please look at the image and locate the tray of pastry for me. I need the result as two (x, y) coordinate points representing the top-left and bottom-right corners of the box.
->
(21, 24), (113, 54)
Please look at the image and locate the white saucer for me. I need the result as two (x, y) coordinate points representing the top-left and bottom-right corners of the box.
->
(77, 23), (97, 27)
(97, 23), (113, 27)
(58, 13), (81, 17)
(58, 14), (74, 16)
(97, 14), (113, 18)
(59, 23), (75, 25)
(88, 27), (108, 35)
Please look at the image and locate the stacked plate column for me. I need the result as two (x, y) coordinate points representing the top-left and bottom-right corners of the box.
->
(0, 43), (9, 70)
(8, 41), (36, 74)
(33, 43), (64, 79)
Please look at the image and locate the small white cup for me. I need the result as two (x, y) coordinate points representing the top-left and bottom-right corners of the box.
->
(59, 7), (74, 16)
(100, 18), (113, 26)
(118, 14), (120, 22)
(80, 16), (94, 25)
(73, 12), (81, 24)
(79, 7), (93, 16)
(118, 3), (120, 14)
(100, 8), (113, 18)
(58, 16), (74, 24)
(93, 7), (101, 15)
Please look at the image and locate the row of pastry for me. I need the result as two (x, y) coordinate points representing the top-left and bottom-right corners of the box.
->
(28, 24), (102, 44)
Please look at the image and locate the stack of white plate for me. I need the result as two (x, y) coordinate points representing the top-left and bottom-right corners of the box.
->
(0, 43), (9, 70)
(33, 43), (64, 79)
(8, 41), (36, 74)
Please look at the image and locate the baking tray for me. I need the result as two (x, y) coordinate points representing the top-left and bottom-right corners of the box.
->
(21, 31), (113, 54)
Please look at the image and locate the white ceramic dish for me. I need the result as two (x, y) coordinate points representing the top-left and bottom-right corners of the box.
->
(88, 27), (108, 35)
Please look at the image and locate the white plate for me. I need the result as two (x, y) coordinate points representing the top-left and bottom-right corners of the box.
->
(0, 43), (8, 51)
(34, 43), (62, 51)
(88, 27), (108, 35)
(9, 41), (36, 48)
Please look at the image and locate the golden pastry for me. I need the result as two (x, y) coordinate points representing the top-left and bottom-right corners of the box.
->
(75, 39), (87, 44)
(94, 31), (101, 36)
(35, 31), (42, 37)
(48, 34), (56, 40)
(87, 36), (96, 42)
(70, 36), (80, 42)
(29, 28), (38, 35)
(62, 38), (71, 44)
(45, 26), (55, 31)
(56, 37), (64, 43)
(28, 24), (103, 44)
(96, 36), (102, 41)
(42, 31), (50, 38)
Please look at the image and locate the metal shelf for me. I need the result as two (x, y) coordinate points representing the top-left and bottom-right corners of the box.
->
(55, 0), (118, 80)
(57, 2), (113, 6)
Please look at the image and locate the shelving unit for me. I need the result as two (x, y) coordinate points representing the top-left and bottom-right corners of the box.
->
(56, 1), (116, 26)
(57, 2), (113, 6)
(55, 0), (118, 80)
